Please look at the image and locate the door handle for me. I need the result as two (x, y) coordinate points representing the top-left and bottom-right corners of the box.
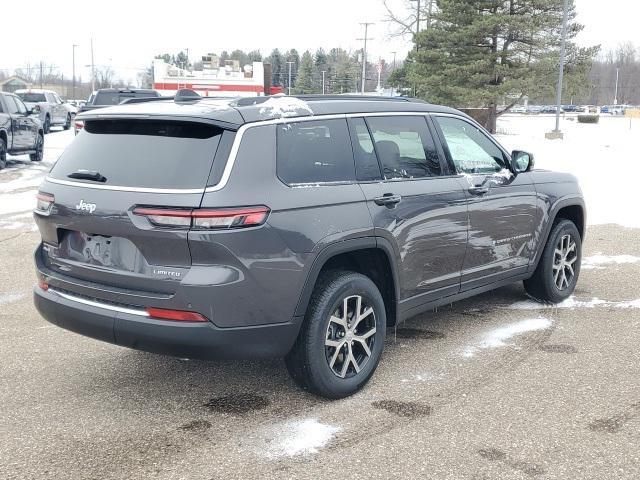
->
(374, 193), (402, 207)
(468, 186), (489, 196)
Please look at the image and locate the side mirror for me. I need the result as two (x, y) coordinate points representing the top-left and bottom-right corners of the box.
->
(511, 150), (534, 174)
(30, 105), (41, 115)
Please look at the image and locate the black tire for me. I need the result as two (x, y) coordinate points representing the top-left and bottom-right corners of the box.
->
(29, 133), (44, 162)
(43, 116), (50, 134)
(285, 271), (387, 399)
(63, 113), (71, 130)
(0, 136), (7, 170)
(524, 219), (582, 303)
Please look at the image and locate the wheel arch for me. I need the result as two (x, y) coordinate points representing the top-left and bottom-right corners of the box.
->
(294, 237), (400, 326)
(532, 196), (586, 271)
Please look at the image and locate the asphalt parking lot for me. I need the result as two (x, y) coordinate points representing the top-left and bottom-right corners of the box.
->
(1, 221), (639, 480)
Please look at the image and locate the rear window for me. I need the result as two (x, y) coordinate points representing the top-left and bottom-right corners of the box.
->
(93, 91), (158, 105)
(17, 92), (46, 103)
(276, 119), (355, 185)
(50, 120), (222, 189)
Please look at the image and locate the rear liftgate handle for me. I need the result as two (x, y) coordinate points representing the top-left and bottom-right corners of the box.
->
(374, 193), (402, 208)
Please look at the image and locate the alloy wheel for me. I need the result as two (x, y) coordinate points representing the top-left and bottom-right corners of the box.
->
(325, 295), (377, 378)
(553, 234), (577, 290)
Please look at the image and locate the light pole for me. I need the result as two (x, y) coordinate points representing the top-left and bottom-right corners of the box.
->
(614, 67), (619, 105)
(322, 70), (326, 95)
(287, 61), (294, 95)
(546, 0), (569, 140)
(90, 37), (95, 92)
(72, 44), (78, 101)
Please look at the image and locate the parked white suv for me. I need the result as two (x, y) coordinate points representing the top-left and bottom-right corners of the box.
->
(15, 89), (72, 133)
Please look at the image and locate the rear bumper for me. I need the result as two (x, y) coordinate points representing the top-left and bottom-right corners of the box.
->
(34, 286), (302, 360)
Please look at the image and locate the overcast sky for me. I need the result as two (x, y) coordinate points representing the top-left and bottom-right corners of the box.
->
(2, 0), (639, 84)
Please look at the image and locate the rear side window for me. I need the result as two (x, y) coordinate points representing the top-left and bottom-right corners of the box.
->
(348, 118), (382, 181)
(17, 92), (46, 103)
(366, 116), (443, 179)
(50, 120), (222, 189)
(277, 119), (355, 185)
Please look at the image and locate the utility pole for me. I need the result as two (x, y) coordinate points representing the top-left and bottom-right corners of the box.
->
(322, 70), (326, 95)
(411, 0), (421, 51)
(547, 0), (569, 139)
(357, 22), (374, 94)
(39, 61), (43, 88)
(72, 44), (78, 101)
(287, 61), (294, 95)
(90, 37), (95, 92)
(614, 67), (619, 105)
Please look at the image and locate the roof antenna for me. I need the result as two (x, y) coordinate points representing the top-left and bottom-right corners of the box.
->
(174, 89), (201, 103)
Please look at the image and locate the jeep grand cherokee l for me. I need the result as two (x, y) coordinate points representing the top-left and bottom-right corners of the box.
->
(33, 93), (585, 399)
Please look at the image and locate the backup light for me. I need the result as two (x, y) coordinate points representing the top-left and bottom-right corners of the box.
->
(36, 192), (55, 213)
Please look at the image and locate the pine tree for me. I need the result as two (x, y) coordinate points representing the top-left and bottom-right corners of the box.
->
(293, 51), (316, 94)
(409, 0), (598, 132)
(267, 49), (284, 86)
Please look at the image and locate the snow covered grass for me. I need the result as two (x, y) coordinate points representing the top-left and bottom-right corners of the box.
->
(496, 115), (640, 228)
(462, 317), (552, 358)
(582, 253), (640, 270)
(508, 296), (640, 310)
(262, 418), (341, 458)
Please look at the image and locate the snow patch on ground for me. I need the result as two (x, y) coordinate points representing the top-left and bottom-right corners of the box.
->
(463, 317), (552, 358)
(262, 419), (341, 458)
(507, 296), (640, 310)
(0, 190), (37, 216)
(582, 253), (640, 270)
(0, 292), (26, 305)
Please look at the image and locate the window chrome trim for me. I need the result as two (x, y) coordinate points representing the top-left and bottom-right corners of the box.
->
(44, 111), (460, 194)
(48, 288), (149, 317)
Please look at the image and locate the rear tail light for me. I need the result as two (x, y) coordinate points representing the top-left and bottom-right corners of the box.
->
(146, 307), (208, 322)
(75, 120), (84, 131)
(35, 192), (55, 213)
(133, 206), (270, 230)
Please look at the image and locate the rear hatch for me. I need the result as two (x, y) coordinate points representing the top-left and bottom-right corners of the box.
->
(35, 117), (227, 301)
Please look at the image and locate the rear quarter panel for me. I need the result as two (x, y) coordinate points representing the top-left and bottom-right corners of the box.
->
(194, 124), (373, 327)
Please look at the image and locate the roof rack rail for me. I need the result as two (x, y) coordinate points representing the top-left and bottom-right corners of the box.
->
(291, 94), (412, 102)
(120, 96), (173, 105)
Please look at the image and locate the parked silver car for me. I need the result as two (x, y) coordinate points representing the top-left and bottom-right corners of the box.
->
(15, 89), (72, 133)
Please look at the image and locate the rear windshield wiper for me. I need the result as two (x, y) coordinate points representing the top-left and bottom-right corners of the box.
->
(67, 170), (107, 183)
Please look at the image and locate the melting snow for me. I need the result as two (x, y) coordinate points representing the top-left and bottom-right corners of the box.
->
(582, 253), (640, 270)
(463, 317), (552, 358)
(262, 419), (340, 458)
(507, 296), (640, 310)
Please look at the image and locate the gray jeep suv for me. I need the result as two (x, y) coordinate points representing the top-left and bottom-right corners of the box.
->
(33, 93), (585, 398)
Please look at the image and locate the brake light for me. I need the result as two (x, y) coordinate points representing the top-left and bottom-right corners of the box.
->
(36, 192), (55, 213)
(146, 307), (208, 322)
(132, 206), (270, 229)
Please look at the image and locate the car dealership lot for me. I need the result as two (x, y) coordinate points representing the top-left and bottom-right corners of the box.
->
(1, 118), (639, 479)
